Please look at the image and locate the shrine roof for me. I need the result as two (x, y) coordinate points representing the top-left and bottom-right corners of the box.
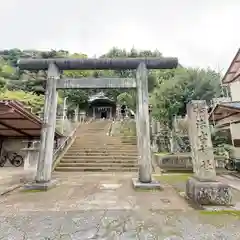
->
(0, 100), (62, 138)
(222, 48), (240, 84)
(88, 92), (114, 103)
(221, 102), (240, 109)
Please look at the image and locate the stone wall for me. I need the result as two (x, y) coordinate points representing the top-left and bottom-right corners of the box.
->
(154, 154), (226, 172)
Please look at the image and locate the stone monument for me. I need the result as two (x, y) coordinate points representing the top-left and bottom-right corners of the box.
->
(186, 100), (232, 205)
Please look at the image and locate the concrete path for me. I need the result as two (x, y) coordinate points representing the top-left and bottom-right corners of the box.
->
(218, 174), (240, 191)
(0, 167), (25, 194)
(0, 172), (239, 239)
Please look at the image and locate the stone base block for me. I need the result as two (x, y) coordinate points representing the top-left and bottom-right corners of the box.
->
(186, 177), (232, 205)
(132, 178), (162, 190)
(24, 179), (58, 191)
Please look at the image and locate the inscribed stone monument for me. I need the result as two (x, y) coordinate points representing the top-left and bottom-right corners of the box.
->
(186, 100), (232, 205)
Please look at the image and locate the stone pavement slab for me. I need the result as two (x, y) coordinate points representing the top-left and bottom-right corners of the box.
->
(0, 210), (240, 239)
(0, 172), (239, 239)
(0, 167), (25, 194)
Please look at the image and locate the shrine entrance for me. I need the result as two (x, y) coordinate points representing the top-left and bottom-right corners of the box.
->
(18, 57), (178, 190)
(100, 110), (107, 119)
(88, 92), (116, 119)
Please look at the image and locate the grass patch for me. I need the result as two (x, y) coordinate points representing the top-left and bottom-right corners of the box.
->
(134, 188), (163, 192)
(200, 210), (240, 217)
(155, 152), (169, 156)
(21, 189), (46, 193)
(153, 173), (192, 184)
(153, 173), (192, 192)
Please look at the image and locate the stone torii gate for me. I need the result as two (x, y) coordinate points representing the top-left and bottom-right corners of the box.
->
(18, 57), (178, 190)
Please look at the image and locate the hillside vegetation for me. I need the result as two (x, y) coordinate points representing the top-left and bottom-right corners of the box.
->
(0, 48), (226, 126)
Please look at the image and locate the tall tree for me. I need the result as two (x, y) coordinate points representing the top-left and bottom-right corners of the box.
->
(151, 67), (222, 126)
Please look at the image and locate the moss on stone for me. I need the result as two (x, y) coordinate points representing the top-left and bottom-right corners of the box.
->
(153, 174), (192, 184)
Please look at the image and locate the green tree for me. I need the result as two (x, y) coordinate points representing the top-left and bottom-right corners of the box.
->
(151, 67), (222, 126)
(0, 90), (44, 114)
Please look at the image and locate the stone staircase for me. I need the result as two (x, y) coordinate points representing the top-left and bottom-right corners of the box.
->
(55, 120), (138, 172)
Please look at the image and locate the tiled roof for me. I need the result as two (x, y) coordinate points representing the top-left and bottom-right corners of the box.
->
(221, 101), (240, 109)
(222, 48), (240, 84)
(0, 100), (62, 138)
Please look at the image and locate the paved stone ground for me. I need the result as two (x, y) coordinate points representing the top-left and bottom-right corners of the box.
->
(0, 167), (25, 194)
(0, 172), (240, 239)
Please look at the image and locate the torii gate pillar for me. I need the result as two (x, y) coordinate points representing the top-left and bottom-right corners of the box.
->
(25, 63), (59, 190)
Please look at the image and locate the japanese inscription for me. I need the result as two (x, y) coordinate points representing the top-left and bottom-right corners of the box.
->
(187, 100), (216, 180)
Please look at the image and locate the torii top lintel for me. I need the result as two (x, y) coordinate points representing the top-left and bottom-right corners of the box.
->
(17, 57), (178, 71)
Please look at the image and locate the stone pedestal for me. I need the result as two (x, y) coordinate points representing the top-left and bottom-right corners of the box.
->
(186, 177), (232, 205)
(132, 178), (161, 190)
(24, 179), (58, 191)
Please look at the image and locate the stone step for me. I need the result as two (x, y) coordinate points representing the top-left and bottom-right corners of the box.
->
(71, 141), (136, 144)
(58, 162), (137, 167)
(63, 152), (138, 156)
(68, 149), (137, 152)
(74, 140), (131, 142)
(70, 146), (137, 149)
(65, 149), (137, 152)
(61, 159), (137, 163)
(55, 166), (138, 172)
(71, 143), (136, 146)
(69, 148), (137, 151)
(71, 143), (137, 149)
(62, 155), (137, 159)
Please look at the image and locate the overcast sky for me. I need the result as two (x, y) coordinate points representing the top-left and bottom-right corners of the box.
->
(1, 0), (240, 72)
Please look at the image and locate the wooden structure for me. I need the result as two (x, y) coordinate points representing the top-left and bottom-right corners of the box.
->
(18, 57), (178, 189)
(0, 100), (61, 139)
(222, 48), (240, 84)
(87, 92), (116, 119)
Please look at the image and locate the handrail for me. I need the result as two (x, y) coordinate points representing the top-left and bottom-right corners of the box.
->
(107, 120), (114, 136)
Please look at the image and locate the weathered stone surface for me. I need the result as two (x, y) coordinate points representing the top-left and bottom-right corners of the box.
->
(187, 100), (216, 180)
(186, 100), (232, 206)
(186, 176), (232, 205)
(22, 147), (39, 181)
(18, 57), (178, 70)
(136, 63), (152, 183)
(57, 77), (136, 89)
(155, 154), (227, 171)
(24, 179), (58, 191)
(0, 173), (240, 239)
(132, 178), (162, 190)
(36, 63), (59, 183)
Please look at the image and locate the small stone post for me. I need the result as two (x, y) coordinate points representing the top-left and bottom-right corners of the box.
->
(187, 105), (196, 173)
(25, 63), (59, 190)
(22, 146), (39, 181)
(79, 111), (86, 123)
(151, 120), (158, 152)
(74, 105), (79, 122)
(186, 100), (232, 205)
(133, 63), (161, 189)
